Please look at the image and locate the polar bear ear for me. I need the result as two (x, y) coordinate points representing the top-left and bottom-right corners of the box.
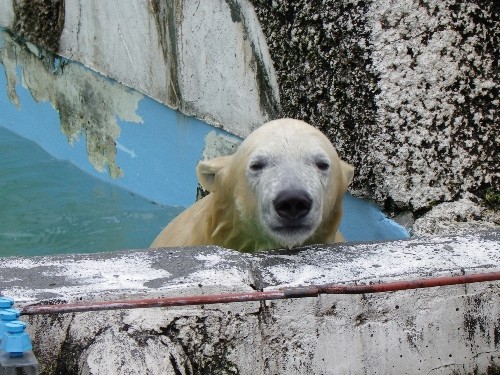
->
(339, 160), (354, 193)
(197, 155), (232, 192)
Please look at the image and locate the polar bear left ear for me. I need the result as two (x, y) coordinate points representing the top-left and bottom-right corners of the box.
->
(197, 155), (232, 192)
(339, 160), (354, 193)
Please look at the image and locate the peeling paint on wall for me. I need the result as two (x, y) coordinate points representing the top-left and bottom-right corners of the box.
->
(224, 0), (281, 120)
(202, 131), (241, 160)
(0, 31), (19, 107)
(0, 30), (143, 178)
(175, 0), (280, 135)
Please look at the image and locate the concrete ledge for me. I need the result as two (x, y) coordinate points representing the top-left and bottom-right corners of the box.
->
(1, 231), (499, 374)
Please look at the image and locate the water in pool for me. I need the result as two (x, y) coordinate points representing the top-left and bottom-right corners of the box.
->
(0, 126), (183, 257)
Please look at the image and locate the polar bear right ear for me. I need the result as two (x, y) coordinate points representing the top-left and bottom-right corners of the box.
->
(338, 160), (354, 194)
(197, 155), (232, 192)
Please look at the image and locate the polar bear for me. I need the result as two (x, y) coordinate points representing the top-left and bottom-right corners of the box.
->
(151, 119), (354, 252)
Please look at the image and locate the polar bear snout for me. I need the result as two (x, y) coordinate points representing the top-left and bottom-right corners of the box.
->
(273, 189), (313, 221)
(265, 186), (320, 249)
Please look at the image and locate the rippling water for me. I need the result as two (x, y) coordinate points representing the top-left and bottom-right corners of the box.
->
(0, 127), (183, 257)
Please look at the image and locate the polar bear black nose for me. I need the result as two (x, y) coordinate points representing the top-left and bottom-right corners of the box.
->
(273, 189), (313, 220)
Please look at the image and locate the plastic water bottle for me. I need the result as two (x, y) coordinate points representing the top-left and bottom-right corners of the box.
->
(0, 299), (15, 343)
(0, 299), (38, 375)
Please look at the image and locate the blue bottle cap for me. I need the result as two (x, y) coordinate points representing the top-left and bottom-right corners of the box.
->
(0, 309), (20, 321)
(0, 297), (14, 309)
(5, 321), (27, 333)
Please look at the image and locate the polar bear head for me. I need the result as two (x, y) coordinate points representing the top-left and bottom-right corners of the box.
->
(197, 119), (354, 251)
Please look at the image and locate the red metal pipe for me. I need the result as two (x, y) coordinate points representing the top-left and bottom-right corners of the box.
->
(320, 271), (500, 294)
(20, 271), (500, 316)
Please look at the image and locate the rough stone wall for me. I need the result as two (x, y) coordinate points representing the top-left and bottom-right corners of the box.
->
(368, 0), (499, 212)
(24, 285), (500, 375)
(250, 0), (499, 218)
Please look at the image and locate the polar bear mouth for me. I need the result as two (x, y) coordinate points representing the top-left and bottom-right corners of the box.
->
(271, 224), (313, 233)
(268, 222), (316, 247)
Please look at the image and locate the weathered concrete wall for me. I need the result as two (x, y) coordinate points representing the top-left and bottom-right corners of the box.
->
(0, 0), (280, 137)
(1, 231), (499, 374)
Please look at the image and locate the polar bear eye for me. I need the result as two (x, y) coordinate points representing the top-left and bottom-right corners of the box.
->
(248, 156), (268, 172)
(249, 161), (267, 172)
(315, 160), (330, 171)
